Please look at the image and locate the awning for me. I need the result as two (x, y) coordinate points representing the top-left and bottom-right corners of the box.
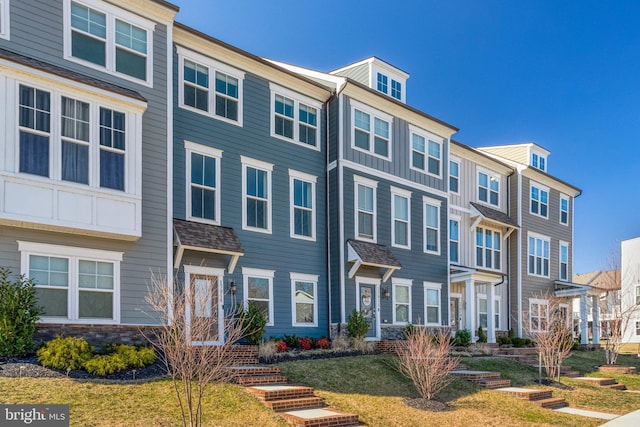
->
(173, 219), (244, 273)
(554, 280), (592, 297)
(347, 239), (401, 282)
(470, 202), (519, 239)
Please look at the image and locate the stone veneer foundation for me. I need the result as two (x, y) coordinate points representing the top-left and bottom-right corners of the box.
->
(36, 324), (162, 347)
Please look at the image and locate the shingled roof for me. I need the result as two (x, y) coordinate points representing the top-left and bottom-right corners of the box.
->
(347, 239), (401, 282)
(470, 202), (519, 227)
(173, 219), (244, 272)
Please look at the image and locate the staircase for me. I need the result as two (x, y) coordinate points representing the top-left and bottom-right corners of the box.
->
(573, 377), (627, 390)
(495, 387), (568, 409)
(494, 347), (580, 377)
(450, 370), (512, 389)
(228, 347), (364, 427)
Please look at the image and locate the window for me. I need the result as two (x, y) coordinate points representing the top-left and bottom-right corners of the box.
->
(636, 321), (640, 336)
(289, 170), (316, 240)
(495, 297), (501, 330)
(290, 273), (318, 327)
(19, 85), (51, 177)
(478, 295), (488, 329)
(423, 197), (441, 254)
(61, 97), (90, 184)
(66, 0), (153, 83)
(530, 298), (549, 332)
(186, 142), (222, 224)
(178, 48), (245, 125)
(354, 176), (377, 241)
(376, 73), (388, 94)
(351, 101), (392, 159)
(560, 195), (569, 225)
(393, 279), (412, 324)
(478, 171), (499, 206)
(242, 268), (274, 326)
(530, 183), (549, 218)
(0, 0), (9, 40)
(635, 285), (640, 305)
(270, 84), (321, 149)
(532, 152), (546, 171)
(19, 241), (121, 323)
(242, 157), (273, 233)
(99, 107), (126, 191)
(391, 187), (411, 249)
(449, 218), (459, 264)
(424, 282), (442, 326)
(559, 242), (569, 281)
(449, 160), (459, 193)
(391, 80), (402, 100)
(475, 227), (501, 270)
(410, 126), (442, 177)
(528, 234), (550, 277)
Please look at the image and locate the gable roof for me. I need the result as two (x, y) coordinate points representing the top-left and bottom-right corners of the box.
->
(573, 269), (620, 291)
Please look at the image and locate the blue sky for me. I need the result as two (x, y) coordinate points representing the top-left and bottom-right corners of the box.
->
(175, 1), (640, 273)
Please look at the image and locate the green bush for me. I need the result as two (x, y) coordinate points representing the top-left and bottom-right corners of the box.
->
(37, 336), (94, 370)
(497, 336), (512, 346)
(477, 326), (487, 343)
(346, 309), (369, 340)
(511, 337), (524, 347)
(238, 301), (267, 345)
(283, 334), (299, 349)
(84, 354), (128, 376)
(403, 323), (416, 339)
(102, 343), (156, 368)
(0, 268), (43, 357)
(508, 328), (516, 339)
(454, 329), (471, 347)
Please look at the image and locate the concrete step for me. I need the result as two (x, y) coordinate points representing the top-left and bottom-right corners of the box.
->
(495, 387), (553, 401)
(604, 383), (627, 391)
(281, 408), (360, 427)
(535, 397), (568, 409)
(247, 385), (316, 401)
(574, 377), (617, 386)
(266, 397), (326, 412)
(561, 370), (581, 378)
(236, 375), (289, 386)
(477, 378), (512, 389)
(598, 365), (637, 375)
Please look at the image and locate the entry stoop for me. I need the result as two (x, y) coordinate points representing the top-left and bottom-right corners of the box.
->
(281, 408), (361, 427)
(450, 370), (512, 388)
(574, 377), (627, 390)
(495, 387), (568, 409)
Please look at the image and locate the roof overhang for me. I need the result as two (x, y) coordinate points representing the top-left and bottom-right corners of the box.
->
(554, 280), (593, 297)
(347, 240), (401, 283)
(173, 220), (244, 273)
(450, 266), (506, 284)
(469, 202), (519, 240)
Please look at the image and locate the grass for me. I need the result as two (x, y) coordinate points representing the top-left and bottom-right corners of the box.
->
(2, 351), (640, 426)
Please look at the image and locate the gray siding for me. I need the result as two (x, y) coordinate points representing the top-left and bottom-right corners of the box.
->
(0, 0), (170, 325)
(333, 63), (369, 86)
(482, 146), (529, 165)
(328, 168), (341, 324)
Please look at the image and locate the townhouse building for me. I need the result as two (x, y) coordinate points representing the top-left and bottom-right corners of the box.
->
(0, 0), (177, 341)
(573, 269), (620, 343)
(621, 237), (640, 346)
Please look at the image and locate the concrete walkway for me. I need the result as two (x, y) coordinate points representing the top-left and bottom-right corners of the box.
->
(601, 409), (640, 426)
(554, 407), (618, 420)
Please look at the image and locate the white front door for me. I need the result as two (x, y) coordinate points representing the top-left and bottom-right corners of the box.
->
(184, 266), (225, 345)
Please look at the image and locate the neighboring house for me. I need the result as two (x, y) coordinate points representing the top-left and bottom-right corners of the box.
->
(478, 143), (585, 342)
(573, 269), (620, 343)
(0, 0), (178, 342)
(622, 237), (640, 345)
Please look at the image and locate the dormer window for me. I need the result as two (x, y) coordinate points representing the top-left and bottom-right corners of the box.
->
(377, 73), (388, 93)
(391, 80), (402, 100)
(531, 152), (546, 172)
(375, 72), (404, 101)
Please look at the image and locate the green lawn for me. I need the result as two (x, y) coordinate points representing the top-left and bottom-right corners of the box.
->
(2, 351), (640, 426)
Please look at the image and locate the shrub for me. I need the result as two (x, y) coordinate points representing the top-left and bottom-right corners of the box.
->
(508, 328), (516, 339)
(497, 336), (512, 346)
(347, 309), (369, 340)
(298, 337), (312, 350)
(283, 334), (299, 349)
(259, 341), (278, 359)
(511, 337), (525, 347)
(0, 268), (43, 357)
(37, 336), (94, 371)
(84, 354), (128, 376)
(316, 337), (331, 349)
(238, 301), (267, 345)
(454, 329), (471, 347)
(276, 341), (287, 353)
(331, 335), (350, 351)
(477, 327), (487, 343)
(403, 323), (416, 339)
(103, 343), (156, 368)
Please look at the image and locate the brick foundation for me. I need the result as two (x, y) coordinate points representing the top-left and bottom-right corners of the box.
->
(36, 324), (162, 347)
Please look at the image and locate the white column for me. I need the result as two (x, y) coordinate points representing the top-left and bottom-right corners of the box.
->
(487, 283), (495, 343)
(592, 295), (600, 345)
(580, 293), (588, 345)
(465, 279), (475, 340)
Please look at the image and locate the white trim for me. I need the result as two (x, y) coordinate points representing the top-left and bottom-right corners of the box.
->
(449, 158), (460, 194)
(63, 0), (155, 87)
(355, 276), (381, 341)
(18, 241), (122, 325)
(177, 46), (245, 127)
(529, 297), (549, 332)
(559, 240), (569, 282)
(290, 272), (319, 327)
(392, 278), (412, 325)
(423, 281), (442, 326)
(530, 149), (547, 172)
(527, 232), (551, 278)
(529, 180), (550, 219)
(477, 293), (488, 329)
(559, 193), (570, 226)
(474, 225), (502, 272)
(241, 156), (273, 234)
(423, 196), (441, 255)
(183, 265), (225, 345)
(449, 215), (460, 264)
(269, 83), (321, 150)
(0, 0), (9, 40)
(517, 173), (522, 336)
(289, 169), (317, 241)
(350, 99), (393, 161)
(477, 168), (500, 207)
(242, 267), (275, 327)
(354, 175), (378, 243)
(185, 141), (223, 225)
(339, 93), (346, 325)
(494, 295), (502, 330)
(390, 186), (412, 249)
(166, 21), (174, 323)
(408, 124), (444, 179)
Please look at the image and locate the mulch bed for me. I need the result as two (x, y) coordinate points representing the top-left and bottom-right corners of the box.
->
(404, 397), (451, 412)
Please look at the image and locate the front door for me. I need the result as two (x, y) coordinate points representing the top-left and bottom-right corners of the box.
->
(359, 283), (378, 340)
(190, 274), (223, 345)
(450, 296), (460, 331)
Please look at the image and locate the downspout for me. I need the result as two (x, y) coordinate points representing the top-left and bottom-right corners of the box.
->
(325, 93), (333, 336)
(517, 170), (523, 337)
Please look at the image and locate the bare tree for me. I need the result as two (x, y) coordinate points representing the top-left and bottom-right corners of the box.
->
(142, 272), (248, 427)
(396, 327), (459, 401)
(523, 292), (574, 382)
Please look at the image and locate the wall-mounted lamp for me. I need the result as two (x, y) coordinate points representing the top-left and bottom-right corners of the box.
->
(229, 281), (237, 295)
(381, 287), (390, 300)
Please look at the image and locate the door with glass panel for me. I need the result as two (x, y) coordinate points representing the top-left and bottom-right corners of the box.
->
(190, 275), (223, 345)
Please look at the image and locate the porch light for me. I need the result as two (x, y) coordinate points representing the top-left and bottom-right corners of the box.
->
(229, 281), (237, 295)
(381, 287), (390, 299)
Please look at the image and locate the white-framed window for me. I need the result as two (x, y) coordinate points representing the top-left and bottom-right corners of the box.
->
(529, 298), (549, 332)
(19, 241), (121, 324)
(560, 195), (569, 225)
(528, 233), (550, 277)
(559, 241), (569, 281)
(242, 267), (274, 326)
(354, 175), (377, 242)
(531, 151), (546, 172)
(530, 182), (549, 218)
(392, 278), (412, 325)
(185, 141), (222, 225)
(478, 295), (488, 329)
(636, 321), (640, 336)
(391, 80), (402, 101)
(449, 218), (460, 264)
(351, 100), (392, 159)
(0, 0), (9, 40)
(410, 125), (442, 177)
(423, 196), (441, 255)
(289, 169), (316, 240)
(635, 285), (640, 305)
(270, 84), (321, 150)
(178, 47), (245, 126)
(376, 72), (388, 94)
(391, 186), (411, 249)
(64, 0), (154, 85)
(475, 227), (501, 271)
(290, 273), (318, 327)
(424, 282), (442, 326)
(449, 159), (459, 193)
(242, 156), (273, 233)
(495, 296), (501, 330)
(478, 170), (499, 206)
